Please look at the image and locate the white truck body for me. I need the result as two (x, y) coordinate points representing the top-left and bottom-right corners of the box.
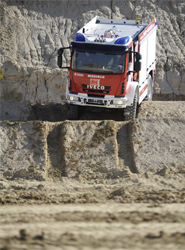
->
(138, 20), (157, 103)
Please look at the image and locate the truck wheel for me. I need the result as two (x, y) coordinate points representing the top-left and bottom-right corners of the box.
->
(67, 105), (79, 120)
(124, 92), (138, 121)
(146, 75), (153, 101)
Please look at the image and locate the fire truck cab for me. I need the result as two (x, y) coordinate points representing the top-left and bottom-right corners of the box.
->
(58, 16), (157, 120)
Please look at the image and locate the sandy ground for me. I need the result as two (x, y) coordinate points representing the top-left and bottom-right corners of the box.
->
(1, 203), (185, 250)
(0, 101), (185, 250)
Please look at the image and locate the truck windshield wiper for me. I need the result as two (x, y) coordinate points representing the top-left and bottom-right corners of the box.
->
(103, 68), (119, 73)
(75, 69), (97, 73)
(84, 64), (103, 69)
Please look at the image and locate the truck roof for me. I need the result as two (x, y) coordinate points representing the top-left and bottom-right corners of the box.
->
(77, 16), (148, 44)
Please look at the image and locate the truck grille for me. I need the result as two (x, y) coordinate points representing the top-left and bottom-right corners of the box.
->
(121, 83), (125, 94)
(82, 84), (110, 94)
(88, 94), (105, 98)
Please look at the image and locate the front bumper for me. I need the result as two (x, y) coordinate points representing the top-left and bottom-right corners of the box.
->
(66, 92), (128, 108)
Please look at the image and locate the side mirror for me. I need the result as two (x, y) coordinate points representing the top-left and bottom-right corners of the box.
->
(136, 53), (142, 61)
(135, 61), (141, 72)
(57, 48), (63, 68)
(57, 56), (62, 68)
(135, 52), (142, 72)
(58, 48), (63, 56)
(57, 47), (71, 69)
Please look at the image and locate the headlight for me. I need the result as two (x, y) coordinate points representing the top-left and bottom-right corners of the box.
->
(69, 96), (79, 102)
(113, 100), (125, 105)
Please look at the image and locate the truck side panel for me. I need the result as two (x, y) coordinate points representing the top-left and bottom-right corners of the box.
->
(139, 38), (148, 86)
(139, 21), (157, 86)
(146, 30), (157, 75)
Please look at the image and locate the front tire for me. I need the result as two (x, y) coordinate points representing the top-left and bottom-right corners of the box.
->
(67, 104), (79, 120)
(124, 92), (138, 121)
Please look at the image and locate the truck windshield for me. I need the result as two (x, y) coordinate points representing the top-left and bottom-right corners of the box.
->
(71, 50), (125, 74)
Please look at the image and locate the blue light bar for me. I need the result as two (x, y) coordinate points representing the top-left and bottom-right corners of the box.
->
(115, 36), (130, 45)
(75, 33), (85, 42)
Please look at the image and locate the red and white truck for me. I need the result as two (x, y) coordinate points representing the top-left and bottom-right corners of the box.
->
(58, 16), (157, 120)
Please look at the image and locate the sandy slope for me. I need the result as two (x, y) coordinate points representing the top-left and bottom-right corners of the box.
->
(1, 1), (185, 248)
(0, 101), (185, 249)
(1, 0), (185, 103)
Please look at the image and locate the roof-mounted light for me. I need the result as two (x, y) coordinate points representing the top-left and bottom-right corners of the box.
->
(75, 33), (85, 42)
(115, 36), (131, 45)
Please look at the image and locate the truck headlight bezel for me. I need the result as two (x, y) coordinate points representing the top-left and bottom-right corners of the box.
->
(113, 99), (125, 105)
(69, 96), (79, 102)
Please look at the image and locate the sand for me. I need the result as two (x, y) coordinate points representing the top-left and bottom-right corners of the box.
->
(0, 101), (185, 250)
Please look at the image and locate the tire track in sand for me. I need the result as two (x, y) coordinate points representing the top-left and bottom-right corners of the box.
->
(117, 122), (138, 174)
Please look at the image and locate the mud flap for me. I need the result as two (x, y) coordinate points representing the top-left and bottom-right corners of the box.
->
(125, 82), (139, 106)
